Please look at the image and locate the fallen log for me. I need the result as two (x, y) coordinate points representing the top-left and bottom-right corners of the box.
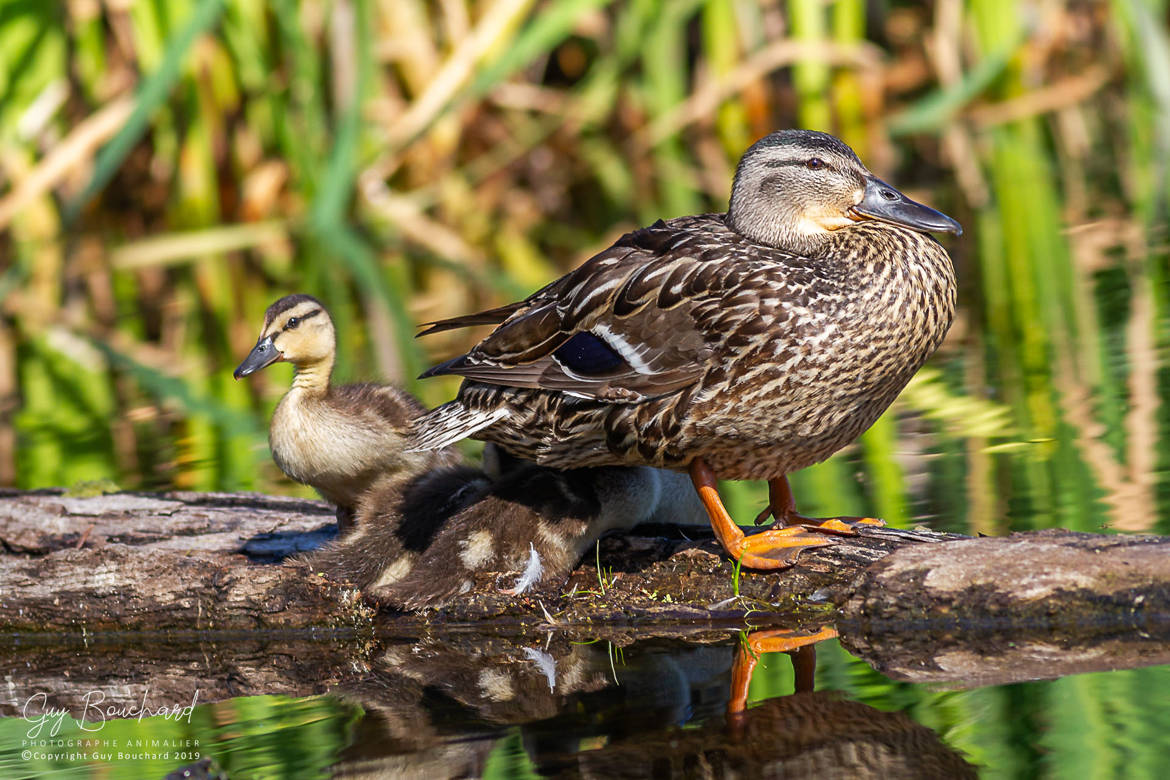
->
(837, 529), (1170, 688)
(3, 488), (1169, 692)
(0, 489), (367, 634)
(0, 488), (957, 632)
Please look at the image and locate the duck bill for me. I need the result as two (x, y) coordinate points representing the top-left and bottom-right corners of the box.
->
(233, 335), (281, 379)
(851, 176), (962, 236)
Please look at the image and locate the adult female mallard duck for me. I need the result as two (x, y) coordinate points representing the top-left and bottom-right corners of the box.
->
(410, 130), (960, 568)
(234, 294), (457, 531)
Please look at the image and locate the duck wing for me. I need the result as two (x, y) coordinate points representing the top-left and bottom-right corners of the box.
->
(420, 216), (733, 402)
(416, 301), (529, 337)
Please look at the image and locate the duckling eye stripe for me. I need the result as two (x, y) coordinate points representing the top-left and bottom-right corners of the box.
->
(283, 309), (321, 331)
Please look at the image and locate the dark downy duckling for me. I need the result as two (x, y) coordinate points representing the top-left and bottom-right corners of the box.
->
(306, 454), (706, 610)
(234, 294), (457, 530)
(409, 129), (961, 568)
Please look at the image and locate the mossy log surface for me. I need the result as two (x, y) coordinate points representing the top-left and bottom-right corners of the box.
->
(2, 488), (1169, 703)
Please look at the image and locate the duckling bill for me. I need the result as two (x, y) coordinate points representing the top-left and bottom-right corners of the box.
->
(410, 129), (961, 569)
(235, 294), (457, 531)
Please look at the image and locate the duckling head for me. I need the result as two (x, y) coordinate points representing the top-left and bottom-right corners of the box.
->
(726, 129), (961, 257)
(233, 294), (336, 381)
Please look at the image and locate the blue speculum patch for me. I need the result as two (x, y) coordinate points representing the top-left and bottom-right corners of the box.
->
(554, 332), (625, 374)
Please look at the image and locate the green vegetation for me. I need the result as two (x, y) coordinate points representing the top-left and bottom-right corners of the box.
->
(2, 0), (1165, 535)
(2, 0), (1168, 776)
(0, 693), (358, 779)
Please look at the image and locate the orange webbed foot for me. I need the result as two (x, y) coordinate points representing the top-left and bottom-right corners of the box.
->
(690, 459), (837, 570)
(726, 526), (835, 569)
(800, 516), (885, 536)
(689, 461), (885, 571)
(762, 477), (885, 537)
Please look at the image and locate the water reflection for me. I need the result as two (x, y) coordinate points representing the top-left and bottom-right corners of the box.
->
(558, 691), (976, 779)
(9, 626), (1170, 777)
(844, 620), (1170, 690)
(328, 629), (975, 778)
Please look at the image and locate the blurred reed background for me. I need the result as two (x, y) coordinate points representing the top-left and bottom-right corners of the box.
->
(1, 0), (1168, 539)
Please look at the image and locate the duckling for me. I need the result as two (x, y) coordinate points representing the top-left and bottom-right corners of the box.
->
(234, 294), (457, 531)
(410, 129), (961, 568)
(306, 457), (707, 610)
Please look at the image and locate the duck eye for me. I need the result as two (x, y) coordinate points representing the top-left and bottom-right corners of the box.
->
(806, 158), (825, 171)
(286, 316), (300, 329)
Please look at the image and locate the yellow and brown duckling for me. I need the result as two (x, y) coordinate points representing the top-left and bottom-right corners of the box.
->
(410, 129), (961, 568)
(234, 294), (457, 531)
(308, 455), (706, 609)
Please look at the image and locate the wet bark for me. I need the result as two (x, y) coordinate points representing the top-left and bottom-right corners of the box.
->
(0, 489), (370, 634)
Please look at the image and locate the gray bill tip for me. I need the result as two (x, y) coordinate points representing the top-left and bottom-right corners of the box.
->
(233, 336), (279, 379)
(853, 176), (962, 236)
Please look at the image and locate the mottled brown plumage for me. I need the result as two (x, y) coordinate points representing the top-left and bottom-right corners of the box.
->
(411, 130), (960, 565)
(234, 294), (458, 530)
(307, 458), (706, 609)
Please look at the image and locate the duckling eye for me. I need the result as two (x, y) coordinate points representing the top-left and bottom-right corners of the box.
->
(806, 158), (826, 171)
(286, 316), (300, 329)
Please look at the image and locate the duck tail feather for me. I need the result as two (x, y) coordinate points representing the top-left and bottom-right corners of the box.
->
(407, 401), (508, 452)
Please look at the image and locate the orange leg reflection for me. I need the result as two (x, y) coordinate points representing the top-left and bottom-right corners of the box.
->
(728, 626), (839, 718)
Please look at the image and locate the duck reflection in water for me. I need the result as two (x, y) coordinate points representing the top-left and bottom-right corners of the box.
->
(331, 628), (976, 778)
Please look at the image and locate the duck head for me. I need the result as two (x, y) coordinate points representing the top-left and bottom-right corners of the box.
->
(234, 294), (336, 379)
(726, 129), (961, 256)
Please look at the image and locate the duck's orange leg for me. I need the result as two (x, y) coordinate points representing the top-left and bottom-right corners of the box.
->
(756, 475), (885, 535)
(728, 626), (838, 716)
(689, 458), (833, 569)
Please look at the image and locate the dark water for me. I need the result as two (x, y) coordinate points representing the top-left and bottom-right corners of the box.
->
(3, 624), (1169, 779)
